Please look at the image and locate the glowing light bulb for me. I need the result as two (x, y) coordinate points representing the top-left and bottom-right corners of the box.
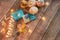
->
(9, 23), (14, 26)
(9, 20), (12, 23)
(7, 32), (10, 35)
(28, 29), (32, 33)
(8, 28), (13, 30)
(10, 9), (14, 13)
(1, 21), (7, 27)
(42, 16), (46, 21)
(10, 18), (15, 22)
(9, 25), (13, 27)
(7, 32), (12, 36)
(8, 30), (11, 33)
(0, 28), (6, 34)
(9, 23), (11, 25)
(45, 2), (50, 6)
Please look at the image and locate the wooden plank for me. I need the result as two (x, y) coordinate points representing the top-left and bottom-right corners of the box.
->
(14, 0), (52, 40)
(55, 31), (60, 40)
(0, 0), (17, 22)
(0, 0), (20, 40)
(41, 7), (60, 40)
(29, 1), (60, 40)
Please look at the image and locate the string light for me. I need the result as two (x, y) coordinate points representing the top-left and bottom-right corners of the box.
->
(6, 29), (13, 38)
(0, 28), (5, 33)
(9, 23), (12, 25)
(7, 32), (10, 35)
(45, 2), (50, 6)
(1, 20), (7, 27)
(42, 16), (46, 21)
(10, 9), (14, 13)
(28, 29), (32, 33)
(8, 28), (13, 30)
(1, 0), (49, 38)
(6, 35), (9, 38)
(5, 15), (16, 38)
(10, 18), (15, 22)
(8, 30), (11, 33)
(9, 20), (12, 23)
(7, 32), (12, 35)
(9, 23), (14, 27)
(8, 25), (14, 27)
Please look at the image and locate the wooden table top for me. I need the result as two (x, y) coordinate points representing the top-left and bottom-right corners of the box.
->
(0, 0), (60, 40)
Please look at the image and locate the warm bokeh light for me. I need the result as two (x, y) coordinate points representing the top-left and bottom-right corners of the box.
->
(8, 30), (11, 33)
(7, 32), (12, 35)
(8, 28), (13, 30)
(10, 9), (14, 13)
(9, 20), (12, 23)
(0, 28), (5, 33)
(9, 22), (12, 25)
(28, 29), (32, 33)
(6, 35), (9, 38)
(10, 18), (15, 22)
(42, 16), (46, 21)
(7, 32), (10, 35)
(9, 24), (14, 27)
(9, 25), (11, 27)
(45, 2), (50, 6)
(1, 21), (7, 27)
(9, 23), (14, 26)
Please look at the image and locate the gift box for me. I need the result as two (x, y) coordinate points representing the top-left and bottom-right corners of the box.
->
(11, 10), (24, 21)
(23, 14), (36, 23)
(28, 14), (36, 21)
(23, 14), (30, 23)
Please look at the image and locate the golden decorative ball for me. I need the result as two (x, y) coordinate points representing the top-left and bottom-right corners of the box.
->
(29, 6), (38, 14)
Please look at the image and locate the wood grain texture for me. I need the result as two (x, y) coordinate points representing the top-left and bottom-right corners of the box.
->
(29, 1), (60, 40)
(0, 0), (60, 40)
(41, 7), (60, 40)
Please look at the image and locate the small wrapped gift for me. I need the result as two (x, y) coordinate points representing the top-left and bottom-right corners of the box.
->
(11, 10), (24, 21)
(23, 14), (36, 23)
(23, 14), (30, 23)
